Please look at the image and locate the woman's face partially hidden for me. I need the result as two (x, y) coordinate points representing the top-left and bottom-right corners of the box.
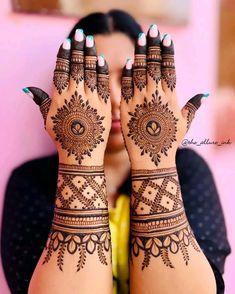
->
(94, 33), (134, 153)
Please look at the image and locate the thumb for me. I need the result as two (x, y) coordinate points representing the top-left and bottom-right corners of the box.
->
(22, 87), (51, 125)
(181, 93), (209, 131)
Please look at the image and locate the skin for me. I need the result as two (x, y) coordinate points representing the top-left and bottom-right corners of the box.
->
(26, 27), (216, 294)
(95, 33), (134, 207)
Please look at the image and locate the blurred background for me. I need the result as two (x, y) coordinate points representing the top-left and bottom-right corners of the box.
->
(0, 0), (234, 292)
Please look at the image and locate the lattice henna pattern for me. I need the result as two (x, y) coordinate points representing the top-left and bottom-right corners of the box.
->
(52, 91), (105, 164)
(43, 164), (111, 272)
(127, 91), (178, 166)
(130, 168), (200, 270)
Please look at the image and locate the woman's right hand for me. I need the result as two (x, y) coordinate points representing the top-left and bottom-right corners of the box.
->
(23, 30), (111, 166)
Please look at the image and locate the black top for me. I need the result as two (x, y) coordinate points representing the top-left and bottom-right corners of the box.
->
(1, 148), (231, 294)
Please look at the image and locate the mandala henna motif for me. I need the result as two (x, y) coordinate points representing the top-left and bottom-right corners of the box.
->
(71, 50), (84, 84)
(121, 76), (133, 103)
(43, 164), (111, 271)
(52, 91), (105, 164)
(147, 46), (161, 83)
(54, 58), (70, 94)
(161, 54), (176, 91)
(97, 74), (110, 103)
(133, 54), (146, 91)
(130, 168), (200, 270)
(127, 91), (178, 166)
(85, 56), (97, 92)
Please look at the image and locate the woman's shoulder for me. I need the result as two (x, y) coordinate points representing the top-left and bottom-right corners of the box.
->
(176, 148), (212, 175)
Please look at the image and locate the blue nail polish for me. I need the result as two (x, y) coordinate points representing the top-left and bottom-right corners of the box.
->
(22, 87), (30, 93)
(138, 32), (144, 38)
(87, 35), (94, 40)
(100, 53), (105, 58)
(163, 34), (169, 39)
(150, 24), (156, 28)
(78, 28), (83, 33)
(66, 38), (71, 42)
(203, 92), (210, 98)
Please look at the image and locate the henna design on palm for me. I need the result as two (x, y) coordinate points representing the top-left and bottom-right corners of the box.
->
(52, 91), (105, 164)
(127, 91), (178, 166)
(53, 46), (70, 94)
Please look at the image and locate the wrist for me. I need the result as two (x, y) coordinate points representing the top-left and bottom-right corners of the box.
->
(58, 152), (104, 166)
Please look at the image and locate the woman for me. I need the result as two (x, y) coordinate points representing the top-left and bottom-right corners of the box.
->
(1, 10), (230, 294)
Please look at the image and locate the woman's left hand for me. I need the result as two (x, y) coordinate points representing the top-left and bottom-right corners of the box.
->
(120, 24), (208, 169)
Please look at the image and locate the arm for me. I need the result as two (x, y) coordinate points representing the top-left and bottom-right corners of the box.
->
(25, 30), (112, 294)
(120, 25), (217, 294)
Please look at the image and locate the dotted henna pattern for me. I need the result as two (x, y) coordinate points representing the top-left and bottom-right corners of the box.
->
(133, 54), (147, 91)
(161, 54), (176, 91)
(97, 74), (110, 103)
(52, 91), (105, 163)
(127, 91), (178, 166)
(70, 50), (84, 84)
(147, 46), (161, 83)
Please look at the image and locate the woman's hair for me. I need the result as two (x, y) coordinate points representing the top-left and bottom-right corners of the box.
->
(68, 10), (142, 41)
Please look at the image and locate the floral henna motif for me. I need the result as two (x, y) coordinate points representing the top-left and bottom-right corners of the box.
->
(52, 91), (105, 164)
(85, 56), (97, 92)
(121, 76), (133, 103)
(130, 168), (200, 270)
(53, 57), (70, 94)
(97, 73), (110, 103)
(40, 98), (51, 126)
(43, 164), (111, 271)
(161, 54), (176, 91)
(71, 50), (84, 84)
(127, 91), (178, 166)
(184, 103), (197, 131)
(133, 54), (147, 91)
(147, 46), (161, 83)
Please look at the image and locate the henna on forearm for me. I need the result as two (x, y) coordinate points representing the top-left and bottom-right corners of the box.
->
(43, 163), (111, 272)
(130, 167), (200, 270)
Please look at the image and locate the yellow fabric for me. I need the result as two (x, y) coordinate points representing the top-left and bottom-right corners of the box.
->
(109, 194), (130, 294)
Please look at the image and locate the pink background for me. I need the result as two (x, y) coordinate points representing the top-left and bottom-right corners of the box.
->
(1, 0), (234, 292)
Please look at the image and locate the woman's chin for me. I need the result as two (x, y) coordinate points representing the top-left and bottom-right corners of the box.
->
(106, 131), (125, 153)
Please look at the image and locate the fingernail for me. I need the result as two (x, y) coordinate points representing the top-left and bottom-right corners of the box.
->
(86, 35), (94, 47)
(203, 92), (210, 98)
(126, 58), (132, 70)
(149, 24), (158, 38)
(138, 33), (146, 46)
(75, 29), (84, 42)
(62, 38), (71, 50)
(98, 55), (105, 66)
(22, 87), (34, 98)
(163, 34), (171, 46)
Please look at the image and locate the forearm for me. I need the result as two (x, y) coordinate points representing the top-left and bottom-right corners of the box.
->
(130, 165), (216, 294)
(29, 163), (112, 294)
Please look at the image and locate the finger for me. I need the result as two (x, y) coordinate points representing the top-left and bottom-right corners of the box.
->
(161, 34), (176, 93)
(121, 58), (134, 103)
(133, 33), (147, 95)
(146, 24), (162, 91)
(22, 87), (51, 125)
(181, 93), (209, 131)
(70, 29), (85, 90)
(84, 35), (97, 94)
(97, 55), (110, 104)
(53, 39), (71, 95)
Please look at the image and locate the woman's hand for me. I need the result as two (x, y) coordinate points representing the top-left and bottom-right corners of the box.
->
(120, 24), (208, 169)
(24, 30), (111, 166)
